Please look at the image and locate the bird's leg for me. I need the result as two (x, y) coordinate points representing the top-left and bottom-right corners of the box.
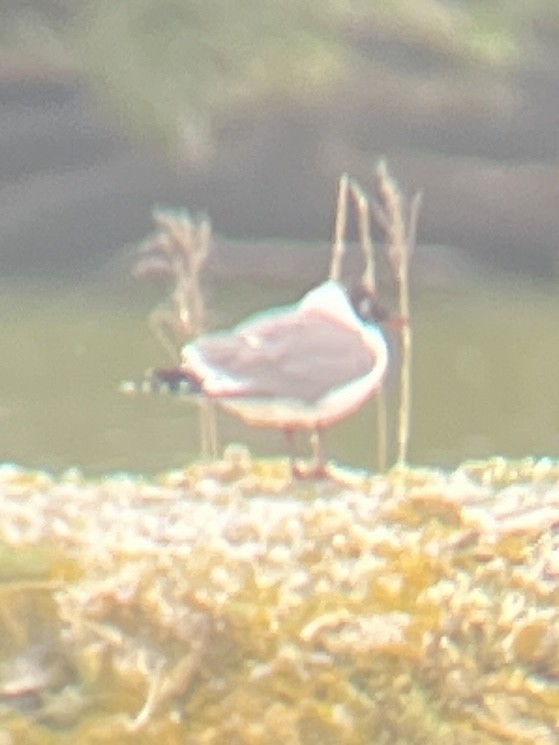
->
(284, 429), (328, 480)
(284, 428), (331, 480)
(284, 429), (301, 478)
(309, 428), (329, 479)
(284, 428), (297, 478)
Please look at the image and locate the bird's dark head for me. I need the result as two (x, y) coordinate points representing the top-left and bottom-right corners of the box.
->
(349, 284), (407, 328)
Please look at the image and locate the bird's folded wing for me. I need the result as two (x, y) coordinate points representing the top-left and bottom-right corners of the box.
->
(184, 310), (376, 401)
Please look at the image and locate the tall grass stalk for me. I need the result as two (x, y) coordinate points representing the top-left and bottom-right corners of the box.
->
(375, 162), (422, 466)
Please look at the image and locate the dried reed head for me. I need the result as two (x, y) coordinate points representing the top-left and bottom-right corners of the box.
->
(133, 207), (218, 457)
(328, 164), (422, 468)
(134, 208), (212, 363)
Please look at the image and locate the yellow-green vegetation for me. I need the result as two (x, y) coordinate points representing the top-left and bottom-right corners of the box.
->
(3, 1), (559, 153)
(0, 454), (559, 743)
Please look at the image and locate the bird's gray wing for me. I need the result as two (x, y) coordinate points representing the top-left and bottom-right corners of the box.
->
(187, 308), (376, 401)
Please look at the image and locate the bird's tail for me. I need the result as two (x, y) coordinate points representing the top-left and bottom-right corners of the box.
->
(119, 368), (202, 397)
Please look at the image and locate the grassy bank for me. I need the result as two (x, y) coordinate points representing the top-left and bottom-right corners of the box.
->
(0, 454), (558, 743)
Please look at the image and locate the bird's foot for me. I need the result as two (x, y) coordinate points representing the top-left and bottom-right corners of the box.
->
(289, 459), (331, 481)
(289, 459), (370, 487)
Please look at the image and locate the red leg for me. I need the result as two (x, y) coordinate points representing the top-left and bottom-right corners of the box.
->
(283, 428), (301, 479)
(285, 428), (330, 480)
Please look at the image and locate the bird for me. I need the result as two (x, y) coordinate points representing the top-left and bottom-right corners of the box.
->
(144, 279), (390, 477)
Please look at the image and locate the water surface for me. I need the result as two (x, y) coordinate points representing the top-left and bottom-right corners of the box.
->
(0, 270), (557, 475)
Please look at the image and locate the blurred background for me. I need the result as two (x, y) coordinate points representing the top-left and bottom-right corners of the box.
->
(1, 0), (558, 474)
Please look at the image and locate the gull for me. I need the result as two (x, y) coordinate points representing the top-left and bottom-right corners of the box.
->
(146, 280), (389, 477)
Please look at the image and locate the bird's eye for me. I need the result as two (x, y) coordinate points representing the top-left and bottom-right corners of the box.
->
(358, 297), (372, 317)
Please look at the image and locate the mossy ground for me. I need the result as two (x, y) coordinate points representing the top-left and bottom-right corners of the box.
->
(0, 453), (558, 744)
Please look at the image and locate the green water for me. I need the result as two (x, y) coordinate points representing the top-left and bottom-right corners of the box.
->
(0, 271), (557, 476)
